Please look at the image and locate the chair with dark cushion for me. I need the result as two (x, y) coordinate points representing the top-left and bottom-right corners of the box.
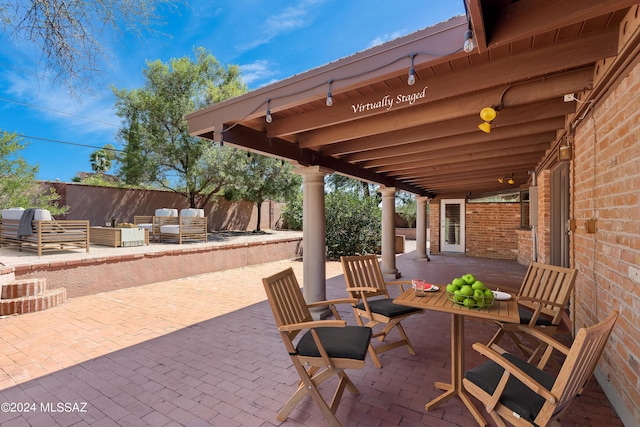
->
(464, 311), (618, 427)
(341, 254), (423, 368)
(487, 262), (577, 364)
(262, 267), (372, 427)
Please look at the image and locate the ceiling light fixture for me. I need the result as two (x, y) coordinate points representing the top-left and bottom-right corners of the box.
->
(478, 106), (500, 133)
(478, 84), (512, 133)
(266, 99), (272, 123)
(498, 174), (515, 185)
(407, 53), (416, 86)
(326, 80), (333, 106)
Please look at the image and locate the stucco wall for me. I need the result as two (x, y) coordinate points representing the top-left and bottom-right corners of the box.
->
(46, 182), (285, 232)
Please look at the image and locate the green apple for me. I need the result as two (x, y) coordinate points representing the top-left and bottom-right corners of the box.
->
(454, 290), (465, 303)
(463, 297), (475, 307)
(471, 281), (485, 290)
(446, 283), (458, 293)
(452, 277), (466, 287)
(460, 285), (474, 296)
(473, 289), (485, 301)
(462, 273), (476, 284)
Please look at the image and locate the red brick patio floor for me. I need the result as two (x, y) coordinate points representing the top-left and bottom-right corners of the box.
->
(0, 251), (623, 426)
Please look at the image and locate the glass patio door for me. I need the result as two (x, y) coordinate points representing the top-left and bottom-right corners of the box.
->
(440, 199), (465, 253)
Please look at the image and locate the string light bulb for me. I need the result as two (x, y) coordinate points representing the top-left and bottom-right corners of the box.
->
(407, 53), (416, 86)
(266, 99), (272, 123)
(463, 29), (474, 53)
(326, 80), (333, 106)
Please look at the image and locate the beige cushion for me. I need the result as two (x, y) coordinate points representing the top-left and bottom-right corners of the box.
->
(155, 208), (178, 217)
(34, 209), (52, 221)
(1, 208), (25, 220)
(180, 208), (204, 217)
(160, 225), (180, 235)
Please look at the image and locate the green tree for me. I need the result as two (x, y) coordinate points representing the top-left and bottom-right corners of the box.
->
(326, 174), (377, 197)
(280, 188), (382, 257)
(112, 48), (248, 208)
(325, 191), (381, 258)
(0, 0), (179, 91)
(226, 154), (302, 233)
(281, 190), (303, 230)
(396, 192), (417, 227)
(117, 111), (148, 185)
(0, 131), (65, 213)
(89, 144), (116, 174)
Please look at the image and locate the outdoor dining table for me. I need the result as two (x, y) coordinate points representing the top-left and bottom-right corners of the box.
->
(394, 287), (520, 427)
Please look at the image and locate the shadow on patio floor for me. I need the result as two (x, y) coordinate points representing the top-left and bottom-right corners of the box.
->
(0, 251), (623, 426)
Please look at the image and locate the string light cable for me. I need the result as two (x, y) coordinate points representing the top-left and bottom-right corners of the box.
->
(219, 41), (466, 140)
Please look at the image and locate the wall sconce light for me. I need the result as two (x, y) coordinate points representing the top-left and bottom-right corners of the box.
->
(407, 53), (416, 86)
(326, 80), (334, 106)
(265, 99), (272, 123)
(558, 144), (572, 161)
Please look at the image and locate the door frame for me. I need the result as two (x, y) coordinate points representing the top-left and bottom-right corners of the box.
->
(440, 199), (466, 253)
(550, 163), (571, 267)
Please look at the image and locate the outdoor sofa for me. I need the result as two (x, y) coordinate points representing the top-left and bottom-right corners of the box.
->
(0, 208), (90, 256)
(134, 208), (179, 241)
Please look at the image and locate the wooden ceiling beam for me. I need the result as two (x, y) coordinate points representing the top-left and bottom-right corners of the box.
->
(389, 153), (541, 179)
(325, 98), (572, 157)
(487, 0), (639, 48)
(272, 29), (612, 144)
(342, 116), (565, 163)
(372, 139), (551, 173)
(221, 124), (429, 196)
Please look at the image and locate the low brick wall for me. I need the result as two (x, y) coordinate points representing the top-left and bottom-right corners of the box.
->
(11, 237), (302, 298)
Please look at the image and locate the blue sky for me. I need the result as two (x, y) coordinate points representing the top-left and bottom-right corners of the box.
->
(0, 0), (463, 182)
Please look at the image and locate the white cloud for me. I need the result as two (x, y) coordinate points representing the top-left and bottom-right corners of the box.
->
(237, 0), (328, 52)
(3, 69), (120, 136)
(240, 60), (279, 86)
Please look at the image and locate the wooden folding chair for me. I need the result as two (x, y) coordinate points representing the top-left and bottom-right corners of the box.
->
(262, 268), (372, 427)
(340, 254), (423, 368)
(464, 311), (618, 427)
(487, 262), (577, 364)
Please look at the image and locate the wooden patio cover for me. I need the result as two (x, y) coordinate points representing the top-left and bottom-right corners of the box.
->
(187, 0), (640, 198)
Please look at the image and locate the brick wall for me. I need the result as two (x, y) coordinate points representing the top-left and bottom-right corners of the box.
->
(466, 203), (519, 259)
(428, 200), (520, 259)
(516, 229), (533, 264)
(536, 170), (552, 264)
(571, 58), (640, 423)
(429, 202), (440, 253)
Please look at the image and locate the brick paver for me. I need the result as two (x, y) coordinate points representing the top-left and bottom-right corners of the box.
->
(0, 250), (624, 426)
